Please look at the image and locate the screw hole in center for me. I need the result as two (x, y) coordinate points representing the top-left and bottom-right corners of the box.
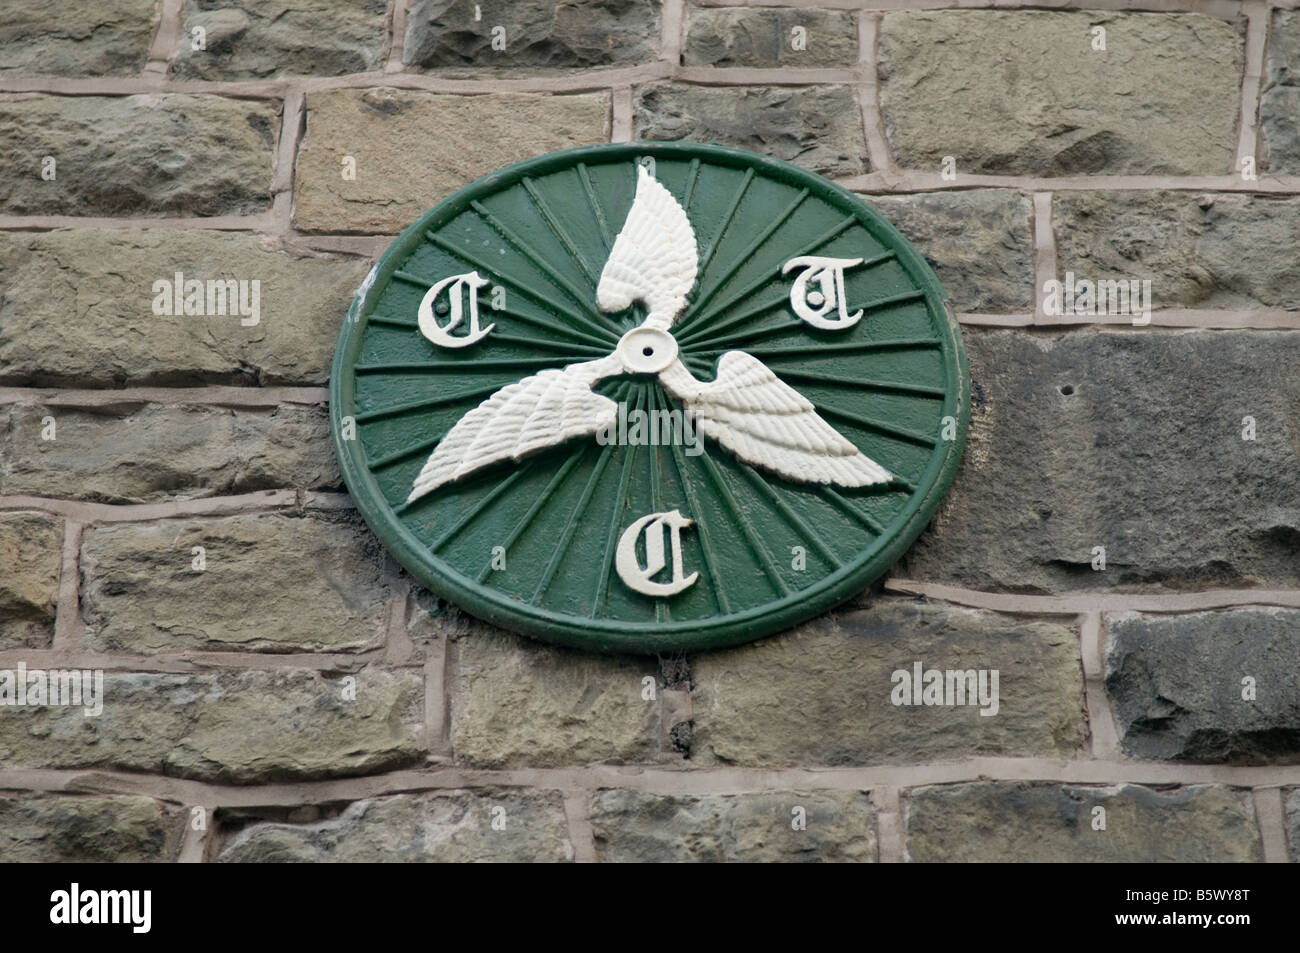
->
(642, 346), (654, 357)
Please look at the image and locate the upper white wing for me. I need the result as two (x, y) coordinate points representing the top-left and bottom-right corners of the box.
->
(408, 355), (622, 502)
(596, 165), (698, 330)
(659, 352), (893, 488)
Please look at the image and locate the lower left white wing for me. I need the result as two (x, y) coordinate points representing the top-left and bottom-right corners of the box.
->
(408, 354), (623, 502)
(659, 351), (892, 487)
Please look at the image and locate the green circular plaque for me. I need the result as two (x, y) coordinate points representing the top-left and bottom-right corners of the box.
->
(330, 142), (968, 654)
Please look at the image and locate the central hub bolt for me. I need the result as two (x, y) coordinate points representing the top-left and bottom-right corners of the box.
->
(616, 327), (678, 375)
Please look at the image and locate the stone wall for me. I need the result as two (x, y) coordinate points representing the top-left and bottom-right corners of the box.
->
(0, 0), (1297, 862)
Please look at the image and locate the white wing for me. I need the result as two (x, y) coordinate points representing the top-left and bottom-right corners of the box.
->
(596, 165), (698, 330)
(659, 352), (893, 488)
(408, 355), (622, 502)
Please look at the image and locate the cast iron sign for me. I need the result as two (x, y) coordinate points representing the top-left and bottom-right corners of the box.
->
(330, 142), (968, 654)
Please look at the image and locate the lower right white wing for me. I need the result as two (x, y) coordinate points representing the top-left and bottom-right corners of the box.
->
(408, 354), (622, 502)
(659, 351), (893, 488)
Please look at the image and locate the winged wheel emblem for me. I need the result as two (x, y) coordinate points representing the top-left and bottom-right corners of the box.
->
(407, 166), (892, 504)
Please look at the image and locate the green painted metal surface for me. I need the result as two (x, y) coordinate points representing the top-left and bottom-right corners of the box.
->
(330, 142), (968, 654)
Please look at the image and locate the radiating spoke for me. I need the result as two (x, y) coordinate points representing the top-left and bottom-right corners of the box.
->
(366, 313), (418, 329)
(738, 465), (841, 570)
(696, 168), (754, 278)
(576, 162), (613, 252)
(648, 386), (667, 623)
(353, 356), (596, 375)
(891, 472), (918, 493)
(477, 451), (586, 584)
(690, 188), (809, 318)
(425, 464), (534, 549)
(532, 445), (615, 604)
(469, 202), (620, 334)
(685, 288), (927, 353)
(590, 390), (645, 617)
(682, 157), (702, 212)
(678, 216), (864, 336)
(676, 293), (787, 349)
(765, 367), (946, 398)
(421, 235), (618, 348)
(367, 432), (443, 471)
(812, 399), (938, 447)
(666, 431), (728, 616)
(678, 246), (895, 345)
(695, 336), (943, 359)
(394, 265), (612, 350)
(698, 451), (790, 598)
(354, 380), (507, 424)
(490, 332), (610, 355)
(821, 486), (886, 535)
(521, 176), (600, 283)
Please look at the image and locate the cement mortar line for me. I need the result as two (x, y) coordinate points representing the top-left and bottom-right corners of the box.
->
(7, 758), (1300, 809)
(145, 0), (184, 74)
(0, 66), (673, 98)
(0, 212), (279, 232)
(885, 578), (1300, 613)
(873, 784), (905, 862)
(0, 63), (933, 98)
(50, 520), (85, 652)
(611, 86), (634, 141)
(1237, 0), (1270, 172)
(1031, 193), (1055, 323)
(0, 646), (397, 674)
(693, 0), (1244, 17)
(841, 171), (1300, 191)
(1079, 611), (1124, 759)
(563, 792), (599, 863)
(857, 14), (895, 174)
(0, 489), (353, 525)
(426, 644), (451, 757)
(0, 385), (328, 407)
(177, 815), (210, 864)
(383, 0), (405, 73)
(7, 172), (1300, 237)
(269, 87), (305, 236)
(1253, 788), (1291, 862)
(663, 0), (688, 63)
(959, 310), (1300, 329)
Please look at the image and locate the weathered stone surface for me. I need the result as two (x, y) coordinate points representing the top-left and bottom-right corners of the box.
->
(1055, 192), (1300, 310)
(690, 598), (1086, 767)
(683, 8), (857, 68)
(879, 11), (1242, 175)
(634, 84), (867, 178)
(405, 0), (660, 71)
(0, 0), (157, 76)
(0, 669), (422, 783)
(906, 782), (1262, 862)
(219, 791), (573, 861)
(904, 330), (1300, 592)
(0, 230), (371, 387)
(1107, 609), (1300, 764)
(171, 0), (388, 79)
(294, 88), (609, 232)
(867, 190), (1033, 313)
(0, 402), (338, 504)
(82, 513), (391, 655)
(1261, 11), (1300, 174)
(591, 789), (876, 862)
(1287, 788), (1300, 861)
(0, 94), (277, 217)
(0, 795), (182, 862)
(451, 625), (661, 767)
(0, 513), (62, 650)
